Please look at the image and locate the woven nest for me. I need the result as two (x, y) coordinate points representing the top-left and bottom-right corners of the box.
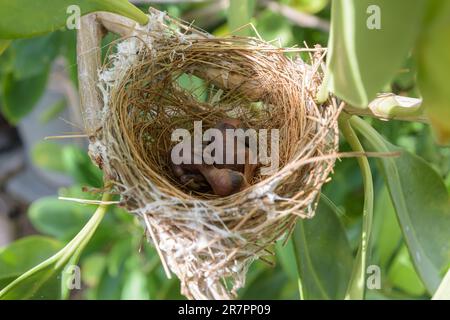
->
(89, 9), (341, 299)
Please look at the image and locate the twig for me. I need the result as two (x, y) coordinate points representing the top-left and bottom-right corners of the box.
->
(77, 14), (105, 135)
(58, 197), (120, 205)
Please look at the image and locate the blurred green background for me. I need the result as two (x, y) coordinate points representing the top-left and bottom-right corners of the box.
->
(0, 0), (449, 300)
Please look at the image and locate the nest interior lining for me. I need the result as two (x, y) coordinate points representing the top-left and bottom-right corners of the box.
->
(92, 9), (340, 300)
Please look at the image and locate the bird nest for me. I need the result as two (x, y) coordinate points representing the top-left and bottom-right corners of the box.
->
(86, 9), (341, 299)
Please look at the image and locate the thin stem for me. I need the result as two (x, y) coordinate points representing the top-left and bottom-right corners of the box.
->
(349, 116), (391, 152)
(0, 192), (112, 299)
(56, 192), (112, 268)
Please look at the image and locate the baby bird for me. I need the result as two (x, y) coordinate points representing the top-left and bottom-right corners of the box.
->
(170, 118), (257, 196)
(213, 119), (257, 183)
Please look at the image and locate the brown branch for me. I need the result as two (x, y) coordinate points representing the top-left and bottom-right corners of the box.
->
(77, 14), (106, 135)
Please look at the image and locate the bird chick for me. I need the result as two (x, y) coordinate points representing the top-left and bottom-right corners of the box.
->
(170, 118), (257, 196)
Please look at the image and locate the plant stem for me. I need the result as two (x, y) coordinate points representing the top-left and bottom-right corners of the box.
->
(0, 192), (112, 299)
(339, 114), (374, 300)
(56, 192), (112, 268)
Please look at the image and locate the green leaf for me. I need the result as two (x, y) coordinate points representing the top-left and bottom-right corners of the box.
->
(60, 30), (78, 85)
(1, 68), (49, 123)
(12, 33), (61, 80)
(292, 197), (353, 300)
(240, 263), (290, 299)
(0, 193), (111, 300)
(31, 141), (66, 173)
(0, 236), (63, 290)
(339, 115), (374, 300)
(62, 146), (103, 187)
(388, 245), (426, 296)
(417, 1), (450, 144)
(372, 186), (402, 269)
(228, 0), (256, 36)
(28, 197), (95, 241)
(0, 0), (148, 39)
(32, 142), (103, 187)
(121, 255), (150, 300)
(286, 0), (329, 14)
(351, 116), (450, 294)
(327, 0), (426, 107)
(107, 238), (132, 277)
(275, 239), (298, 284)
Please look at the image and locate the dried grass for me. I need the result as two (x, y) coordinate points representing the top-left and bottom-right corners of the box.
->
(88, 9), (341, 299)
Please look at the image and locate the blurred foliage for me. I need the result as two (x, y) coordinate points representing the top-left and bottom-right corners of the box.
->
(0, 0), (148, 39)
(0, 0), (449, 300)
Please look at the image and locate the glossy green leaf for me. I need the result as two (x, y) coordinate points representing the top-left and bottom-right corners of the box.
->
(292, 198), (353, 299)
(60, 30), (78, 85)
(0, 236), (63, 290)
(32, 142), (103, 187)
(62, 146), (103, 187)
(351, 116), (450, 294)
(228, 0), (256, 36)
(372, 186), (402, 269)
(327, 0), (426, 107)
(275, 239), (298, 283)
(1, 68), (49, 123)
(121, 255), (150, 300)
(417, 1), (450, 144)
(0, 0), (148, 39)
